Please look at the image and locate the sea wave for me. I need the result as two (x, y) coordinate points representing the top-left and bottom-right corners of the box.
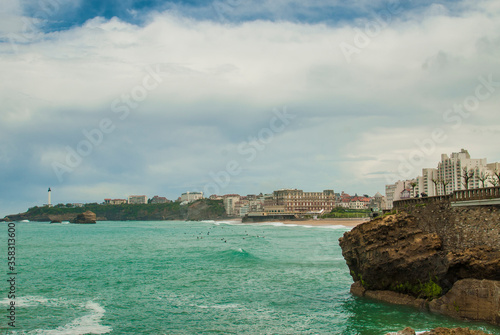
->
(219, 220), (349, 230)
(4, 297), (112, 335)
(217, 248), (260, 262)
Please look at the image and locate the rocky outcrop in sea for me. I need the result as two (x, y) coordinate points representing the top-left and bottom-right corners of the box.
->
(339, 201), (500, 326)
(71, 210), (97, 224)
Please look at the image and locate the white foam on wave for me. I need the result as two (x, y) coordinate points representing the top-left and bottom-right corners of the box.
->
(195, 303), (243, 310)
(34, 301), (112, 335)
(4, 297), (112, 335)
(0, 296), (58, 308)
(214, 221), (235, 225)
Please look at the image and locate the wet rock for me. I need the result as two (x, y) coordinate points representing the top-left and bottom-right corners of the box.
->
(71, 210), (97, 224)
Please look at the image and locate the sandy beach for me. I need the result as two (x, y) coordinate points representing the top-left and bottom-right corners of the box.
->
(226, 218), (369, 227)
(280, 218), (369, 227)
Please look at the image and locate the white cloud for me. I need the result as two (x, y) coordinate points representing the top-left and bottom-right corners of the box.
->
(1, 1), (500, 215)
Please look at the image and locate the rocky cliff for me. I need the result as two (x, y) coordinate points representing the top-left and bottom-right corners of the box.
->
(339, 201), (500, 326)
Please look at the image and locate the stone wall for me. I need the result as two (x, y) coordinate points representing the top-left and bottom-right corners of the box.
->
(398, 200), (500, 251)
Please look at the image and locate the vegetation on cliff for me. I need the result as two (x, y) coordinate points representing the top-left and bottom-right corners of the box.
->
(321, 207), (370, 219)
(6, 199), (228, 221)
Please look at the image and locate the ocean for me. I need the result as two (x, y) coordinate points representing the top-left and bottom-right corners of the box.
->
(1, 220), (498, 335)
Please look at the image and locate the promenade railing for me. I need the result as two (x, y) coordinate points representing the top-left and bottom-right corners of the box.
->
(393, 186), (500, 210)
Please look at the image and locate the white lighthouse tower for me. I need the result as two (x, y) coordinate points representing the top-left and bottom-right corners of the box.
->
(48, 187), (52, 207)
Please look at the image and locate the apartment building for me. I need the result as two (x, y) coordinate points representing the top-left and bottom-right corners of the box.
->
(386, 149), (500, 207)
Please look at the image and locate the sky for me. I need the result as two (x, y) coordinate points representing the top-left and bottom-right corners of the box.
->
(1, 0), (500, 216)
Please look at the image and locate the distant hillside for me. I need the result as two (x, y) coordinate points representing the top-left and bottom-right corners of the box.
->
(4, 199), (228, 222)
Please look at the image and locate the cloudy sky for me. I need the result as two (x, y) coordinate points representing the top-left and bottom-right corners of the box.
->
(1, 0), (500, 216)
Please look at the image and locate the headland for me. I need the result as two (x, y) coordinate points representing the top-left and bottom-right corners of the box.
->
(339, 196), (500, 327)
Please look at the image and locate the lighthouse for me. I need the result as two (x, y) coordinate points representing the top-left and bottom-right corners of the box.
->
(48, 187), (52, 207)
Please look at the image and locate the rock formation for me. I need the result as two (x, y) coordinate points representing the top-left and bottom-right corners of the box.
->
(339, 201), (500, 326)
(387, 327), (494, 335)
(71, 211), (97, 224)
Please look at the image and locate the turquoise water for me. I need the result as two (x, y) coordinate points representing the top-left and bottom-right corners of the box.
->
(1, 221), (498, 335)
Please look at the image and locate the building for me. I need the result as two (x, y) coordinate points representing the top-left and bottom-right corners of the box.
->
(348, 195), (371, 210)
(150, 196), (169, 204)
(385, 179), (419, 209)
(421, 168), (438, 197)
(270, 189), (336, 214)
(386, 149), (500, 208)
(436, 149), (488, 194)
(369, 192), (386, 211)
(104, 199), (128, 205)
(128, 195), (148, 204)
(180, 192), (203, 204)
(234, 198), (250, 217)
(223, 194), (241, 216)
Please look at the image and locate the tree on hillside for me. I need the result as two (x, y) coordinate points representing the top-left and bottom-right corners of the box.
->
(461, 167), (475, 190)
(440, 179), (451, 195)
(410, 182), (417, 197)
(431, 178), (440, 196)
(492, 169), (500, 187)
(477, 171), (490, 188)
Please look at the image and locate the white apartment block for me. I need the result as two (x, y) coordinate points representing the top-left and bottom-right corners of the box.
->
(386, 149), (500, 206)
(421, 168), (438, 197)
(437, 149), (493, 194)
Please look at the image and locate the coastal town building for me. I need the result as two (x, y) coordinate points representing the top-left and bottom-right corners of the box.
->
(348, 195), (371, 210)
(150, 195), (170, 204)
(180, 192), (203, 204)
(223, 194), (241, 216)
(128, 195), (148, 204)
(104, 198), (128, 205)
(269, 189), (336, 214)
(386, 149), (500, 208)
(437, 149), (488, 194)
(421, 168), (438, 197)
(385, 179), (420, 209)
(369, 192), (386, 211)
(234, 197), (249, 217)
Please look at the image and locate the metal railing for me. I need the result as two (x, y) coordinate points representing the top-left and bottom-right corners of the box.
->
(393, 186), (500, 209)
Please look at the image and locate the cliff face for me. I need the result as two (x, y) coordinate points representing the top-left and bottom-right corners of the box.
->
(339, 201), (500, 326)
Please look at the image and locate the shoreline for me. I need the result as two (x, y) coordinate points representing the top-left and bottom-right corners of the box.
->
(225, 218), (369, 227)
(281, 218), (369, 227)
